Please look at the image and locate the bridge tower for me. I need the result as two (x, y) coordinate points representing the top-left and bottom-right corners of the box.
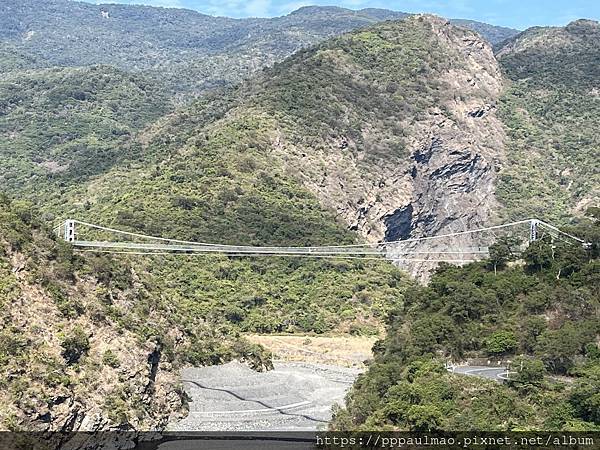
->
(64, 220), (76, 243)
(529, 219), (539, 243)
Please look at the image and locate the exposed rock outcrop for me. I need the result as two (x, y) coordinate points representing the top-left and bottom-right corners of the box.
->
(269, 16), (506, 277)
(0, 221), (186, 440)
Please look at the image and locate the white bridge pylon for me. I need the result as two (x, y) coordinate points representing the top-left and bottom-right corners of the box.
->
(53, 218), (586, 263)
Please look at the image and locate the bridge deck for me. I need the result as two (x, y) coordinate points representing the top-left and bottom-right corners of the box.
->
(72, 240), (384, 255)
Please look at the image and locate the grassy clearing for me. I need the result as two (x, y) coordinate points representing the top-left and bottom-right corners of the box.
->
(247, 334), (378, 368)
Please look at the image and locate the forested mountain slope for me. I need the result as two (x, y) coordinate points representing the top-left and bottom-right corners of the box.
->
(495, 19), (600, 222)
(0, 1), (597, 436)
(332, 218), (600, 431)
(1, 15), (596, 325)
(70, 15), (507, 248)
(0, 15), (433, 378)
(6, 16), (595, 338)
(0, 42), (38, 71)
(0, 195), (274, 432)
(0, 0), (518, 96)
(0, 65), (171, 203)
(37, 15), (508, 326)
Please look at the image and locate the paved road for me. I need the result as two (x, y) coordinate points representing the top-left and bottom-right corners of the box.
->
(168, 361), (361, 432)
(452, 365), (508, 382)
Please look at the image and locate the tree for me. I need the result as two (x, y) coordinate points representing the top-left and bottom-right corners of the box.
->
(523, 237), (554, 272)
(552, 241), (587, 279)
(488, 237), (520, 275)
(520, 316), (547, 352)
(60, 326), (90, 364)
(535, 324), (583, 374)
(569, 367), (600, 424)
(485, 330), (518, 356)
(406, 404), (443, 431)
(567, 217), (600, 260)
(508, 356), (545, 388)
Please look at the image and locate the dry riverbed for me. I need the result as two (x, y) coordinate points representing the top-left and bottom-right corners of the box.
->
(167, 335), (376, 431)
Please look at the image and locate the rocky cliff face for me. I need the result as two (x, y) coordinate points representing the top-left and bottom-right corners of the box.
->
(0, 201), (186, 436)
(387, 18), (506, 276)
(1, 257), (186, 436)
(401, 17), (505, 234)
(260, 16), (506, 276)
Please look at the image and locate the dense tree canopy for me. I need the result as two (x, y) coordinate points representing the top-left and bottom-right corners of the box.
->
(332, 219), (600, 431)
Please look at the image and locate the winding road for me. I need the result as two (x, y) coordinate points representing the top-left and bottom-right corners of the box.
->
(452, 365), (508, 382)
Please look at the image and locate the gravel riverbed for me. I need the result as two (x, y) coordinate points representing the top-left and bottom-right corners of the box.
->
(167, 361), (362, 432)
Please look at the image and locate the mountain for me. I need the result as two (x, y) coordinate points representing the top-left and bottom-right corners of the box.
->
(452, 18), (518, 45)
(331, 220), (600, 431)
(1, 11), (596, 323)
(26, 13), (512, 305)
(0, 0), (519, 96)
(494, 19), (600, 221)
(0, 5), (598, 435)
(67, 15), (507, 246)
(3, 15), (597, 336)
(0, 17), (417, 345)
(40, 11), (596, 351)
(317, 20), (599, 431)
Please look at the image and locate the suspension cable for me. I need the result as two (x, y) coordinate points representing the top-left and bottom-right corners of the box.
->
(70, 218), (536, 250)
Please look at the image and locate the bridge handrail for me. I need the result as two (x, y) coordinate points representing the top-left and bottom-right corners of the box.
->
(68, 218), (539, 250)
(61, 218), (586, 258)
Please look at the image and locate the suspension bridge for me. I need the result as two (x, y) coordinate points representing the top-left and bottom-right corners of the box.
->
(53, 218), (587, 264)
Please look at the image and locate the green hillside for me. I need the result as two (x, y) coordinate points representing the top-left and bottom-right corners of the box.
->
(1, 16), (462, 356)
(54, 103), (411, 334)
(328, 16), (600, 435)
(47, 15), (496, 335)
(0, 42), (38, 71)
(69, 13), (501, 231)
(0, 4), (597, 435)
(332, 219), (600, 431)
(496, 19), (600, 222)
(0, 65), (171, 204)
(0, 14), (595, 339)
